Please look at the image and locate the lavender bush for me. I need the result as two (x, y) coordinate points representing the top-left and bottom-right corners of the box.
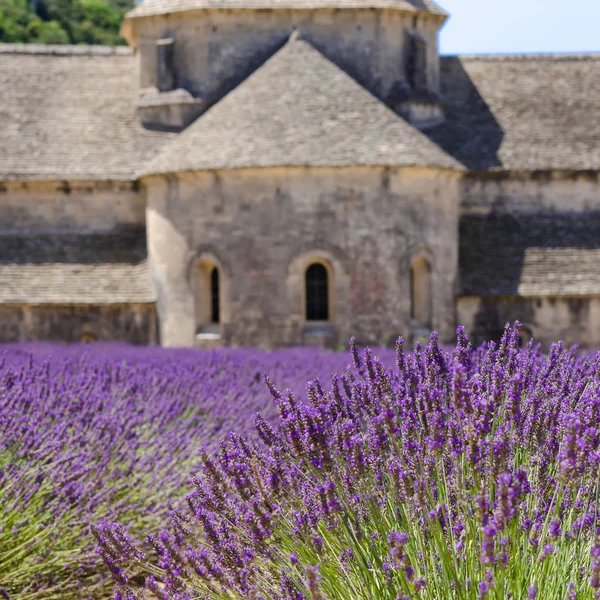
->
(0, 344), (358, 599)
(101, 324), (600, 599)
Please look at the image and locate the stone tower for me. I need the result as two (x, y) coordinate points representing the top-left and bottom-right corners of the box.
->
(122, 1), (448, 131)
(120, 1), (462, 349)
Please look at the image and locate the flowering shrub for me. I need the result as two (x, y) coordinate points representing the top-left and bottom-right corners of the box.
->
(0, 344), (357, 599)
(101, 324), (600, 599)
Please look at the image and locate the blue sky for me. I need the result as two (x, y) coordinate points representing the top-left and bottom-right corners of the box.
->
(438, 0), (600, 55)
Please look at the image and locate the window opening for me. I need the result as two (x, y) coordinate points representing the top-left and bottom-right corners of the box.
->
(211, 267), (220, 324)
(410, 257), (432, 327)
(306, 263), (329, 321)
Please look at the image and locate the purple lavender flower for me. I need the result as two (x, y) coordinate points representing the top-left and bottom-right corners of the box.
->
(13, 323), (594, 600)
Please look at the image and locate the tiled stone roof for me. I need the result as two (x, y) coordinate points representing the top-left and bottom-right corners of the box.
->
(431, 53), (600, 171)
(140, 35), (460, 176)
(2, 45), (600, 180)
(460, 213), (600, 298)
(0, 229), (155, 305)
(126, 0), (446, 19)
(0, 44), (173, 181)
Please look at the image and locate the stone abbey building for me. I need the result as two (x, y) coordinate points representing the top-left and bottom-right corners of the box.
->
(1, 0), (600, 349)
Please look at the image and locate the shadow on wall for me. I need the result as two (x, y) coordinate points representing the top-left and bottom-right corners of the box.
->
(202, 34), (291, 105)
(471, 300), (537, 346)
(468, 297), (593, 349)
(427, 56), (504, 170)
(460, 211), (600, 297)
(0, 226), (147, 266)
(460, 211), (600, 346)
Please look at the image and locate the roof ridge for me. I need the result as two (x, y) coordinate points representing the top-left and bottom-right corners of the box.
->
(0, 43), (133, 56)
(125, 0), (447, 20)
(443, 51), (600, 63)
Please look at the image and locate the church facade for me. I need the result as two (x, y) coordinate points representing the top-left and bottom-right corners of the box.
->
(1, 0), (600, 349)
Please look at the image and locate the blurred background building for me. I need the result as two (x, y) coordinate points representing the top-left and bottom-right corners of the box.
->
(0, 0), (599, 349)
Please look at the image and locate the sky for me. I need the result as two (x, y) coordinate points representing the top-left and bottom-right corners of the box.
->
(438, 0), (600, 56)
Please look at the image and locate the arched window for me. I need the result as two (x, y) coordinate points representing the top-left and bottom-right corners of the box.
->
(80, 331), (97, 344)
(306, 263), (329, 322)
(410, 256), (432, 328)
(519, 325), (533, 348)
(191, 257), (224, 334)
(210, 267), (220, 324)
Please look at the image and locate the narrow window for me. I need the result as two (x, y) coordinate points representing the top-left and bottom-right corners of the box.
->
(410, 266), (416, 320)
(210, 267), (220, 324)
(410, 257), (432, 327)
(306, 263), (329, 321)
(156, 37), (176, 92)
(407, 32), (428, 94)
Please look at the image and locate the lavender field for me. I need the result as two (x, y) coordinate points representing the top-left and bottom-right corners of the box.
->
(5, 325), (600, 599)
(0, 343), (367, 599)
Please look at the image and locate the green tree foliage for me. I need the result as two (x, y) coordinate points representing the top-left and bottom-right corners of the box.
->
(0, 0), (134, 45)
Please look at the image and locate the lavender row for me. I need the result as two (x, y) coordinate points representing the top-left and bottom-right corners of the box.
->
(101, 324), (600, 600)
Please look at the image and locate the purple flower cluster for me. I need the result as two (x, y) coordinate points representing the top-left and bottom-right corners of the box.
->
(0, 343), (360, 599)
(101, 324), (600, 599)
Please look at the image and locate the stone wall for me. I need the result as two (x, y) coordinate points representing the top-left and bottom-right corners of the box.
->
(0, 180), (154, 345)
(0, 180), (144, 232)
(129, 8), (443, 105)
(145, 165), (461, 348)
(461, 171), (600, 215)
(457, 296), (600, 350)
(0, 304), (158, 344)
(458, 171), (600, 349)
